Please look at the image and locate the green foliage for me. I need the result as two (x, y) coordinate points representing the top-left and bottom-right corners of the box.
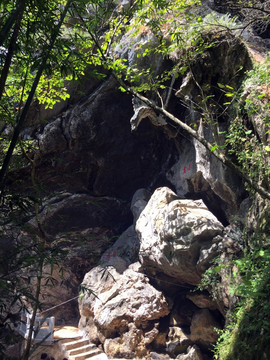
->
(202, 13), (240, 31)
(197, 258), (223, 300)
(226, 118), (270, 182)
(242, 60), (270, 126)
(79, 0), (206, 93)
(0, 1), (88, 347)
(224, 60), (270, 186)
(0, 0), (112, 138)
(213, 246), (270, 360)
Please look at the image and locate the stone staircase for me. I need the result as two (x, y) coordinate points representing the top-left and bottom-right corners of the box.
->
(60, 336), (108, 360)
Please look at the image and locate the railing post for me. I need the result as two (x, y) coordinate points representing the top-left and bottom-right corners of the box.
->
(33, 312), (40, 340)
(17, 310), (55, 344)
(25, 311), (31, 340)
(49, 316), (55, 340)
(18, 310), (27, 337)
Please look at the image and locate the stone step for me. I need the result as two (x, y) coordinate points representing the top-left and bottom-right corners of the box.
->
(69, 343), (96, 356)
(60, 336), (82, 343)
(70, 348), (102, 360)
(64, 338), (90, 351)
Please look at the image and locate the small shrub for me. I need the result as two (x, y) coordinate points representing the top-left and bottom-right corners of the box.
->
(202, 13), (240, 31)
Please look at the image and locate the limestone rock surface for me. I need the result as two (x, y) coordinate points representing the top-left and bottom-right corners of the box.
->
(176, 345), (204, 360)
(166, 31), (252, 223)
(30, 193), (131, 236)
(99, 225), (140, 270)
(11, 76), (176, 199)
(186, 293), (218, 311)
(79, 262), (171, 357)
(136, 187), (224, 285)
(16, 192), (132, 325)
(131, 188), (152, 224)
(166, 326), (191, 356)
(190, 309), (221, 348)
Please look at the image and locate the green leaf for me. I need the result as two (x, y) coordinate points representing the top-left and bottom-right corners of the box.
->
(259, 250), (265, 257)
(214, 265), (222, 273)
(211, 144), (218, 152)
(217, 83), (225, 89)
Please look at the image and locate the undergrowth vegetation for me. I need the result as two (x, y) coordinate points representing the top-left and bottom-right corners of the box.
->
(225, 60), (270, 187)
(212, 246), (270, 360)
(199, 58), (270, 359)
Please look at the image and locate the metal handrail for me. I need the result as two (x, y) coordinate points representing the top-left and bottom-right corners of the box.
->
(17, 295), (79, 345)
(18, 310), (55, 345)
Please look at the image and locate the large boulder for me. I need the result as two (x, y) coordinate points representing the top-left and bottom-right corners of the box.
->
(99, 225), (140, 269)
(136, 187), (224, 285)
(176, 345), (204, 360)
(77, 186), (228, 357)
(190, 309), (221, 349)
(79, 262), (171, 357)
(29, 193), (131, 236)
(166, 326), (191, 356)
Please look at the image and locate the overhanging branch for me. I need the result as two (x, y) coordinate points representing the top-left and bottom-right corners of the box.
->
(120, 80), (270, 201)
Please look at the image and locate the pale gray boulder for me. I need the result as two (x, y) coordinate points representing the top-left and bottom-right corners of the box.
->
(136, 187), (224, 285)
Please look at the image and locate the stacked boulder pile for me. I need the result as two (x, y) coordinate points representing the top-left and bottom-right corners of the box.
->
(78, 187), (239, 359)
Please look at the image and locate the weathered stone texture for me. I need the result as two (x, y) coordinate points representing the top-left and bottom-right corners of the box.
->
(79, 262), (171, 357)
(136, 187), (224, 285)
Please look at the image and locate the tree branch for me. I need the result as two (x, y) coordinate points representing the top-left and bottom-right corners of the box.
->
(121, 80), (270, 201)
(78, 5), (270, 201)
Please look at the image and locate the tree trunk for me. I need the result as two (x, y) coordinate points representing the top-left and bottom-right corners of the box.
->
(0, 0), (72, 191)
(0, 1), (26, 101)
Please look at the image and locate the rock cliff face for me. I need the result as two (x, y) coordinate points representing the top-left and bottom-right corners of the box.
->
(3, 2), (270, 359)
(13, 77), (176, 198)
